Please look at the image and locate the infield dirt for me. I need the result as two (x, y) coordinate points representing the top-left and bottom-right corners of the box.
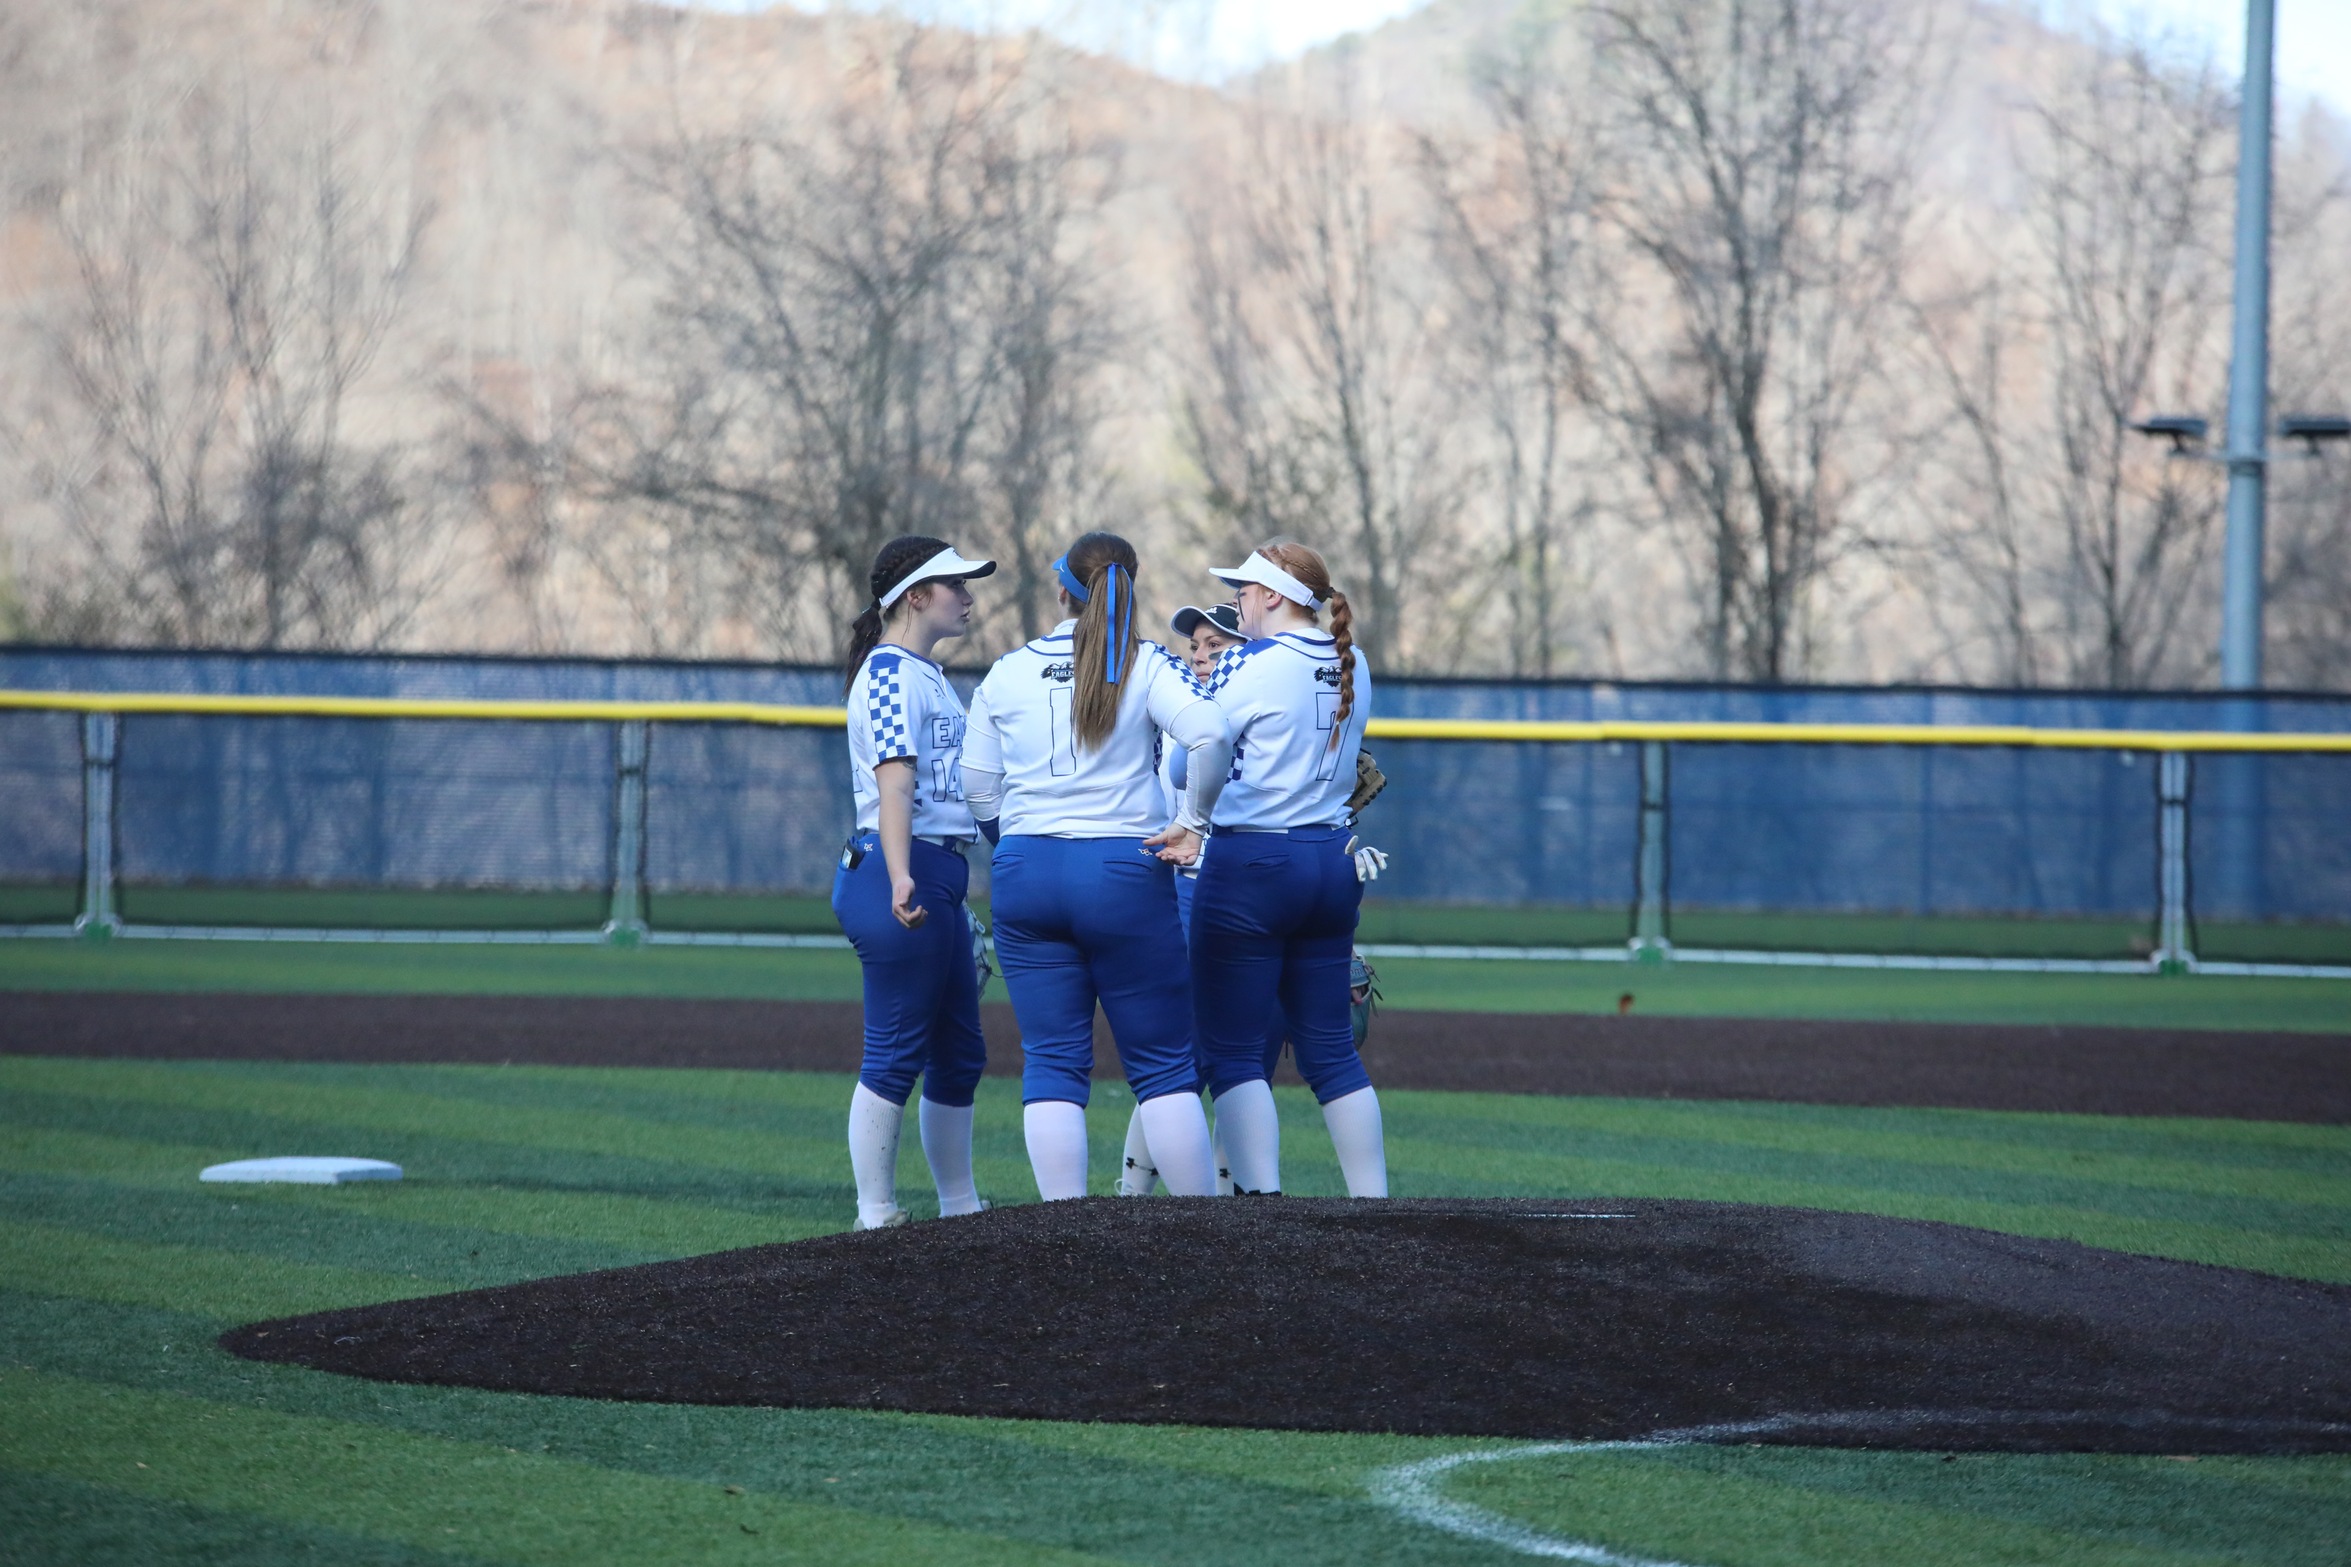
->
(7, 990), (2349, 1120)
(223, 1197), (2351, 1453)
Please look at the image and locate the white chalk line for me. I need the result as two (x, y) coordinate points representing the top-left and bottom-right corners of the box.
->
(1368, 1441), (1703, 1566)
(1367, 1410), (2351, 1562)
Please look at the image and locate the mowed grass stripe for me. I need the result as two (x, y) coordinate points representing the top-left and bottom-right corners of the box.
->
(0, 1219), (449, 1320)
(0, 1170), (661, 1290)
(1387, 1092), (2351, 1207)
(0, 1369), (1121, 1567)
(1381, 1117), (2351, 1241)
(0, 1126), (835, 1260)
(0, 1470), (480, 1567)
(1450, 1449), (2249, 1567)
(1656, 1446), (2351, 1564)
(0, 1058), (846, 1180)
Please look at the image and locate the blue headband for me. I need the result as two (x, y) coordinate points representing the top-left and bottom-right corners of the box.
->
(1053, 554), (1133, 685)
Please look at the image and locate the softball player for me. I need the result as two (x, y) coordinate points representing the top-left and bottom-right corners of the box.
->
(961, 532), (1235, 1201)
(834, 535), (997, 1230)
(1164, 540), (1386, 1198)
(1117, 602), (1257, 1197)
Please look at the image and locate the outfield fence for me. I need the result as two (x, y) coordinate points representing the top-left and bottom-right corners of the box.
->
(2, 651), (2348, 976)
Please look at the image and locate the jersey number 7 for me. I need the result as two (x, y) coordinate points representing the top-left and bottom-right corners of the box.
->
(1313, 690), (1343, 781)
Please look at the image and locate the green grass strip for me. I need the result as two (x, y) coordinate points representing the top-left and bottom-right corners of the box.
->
(0, 1125), (832, 1260)
(0, 1469), (477, 1567)
(0, 1367), (1119, 1566)
(1397, 1092), (2351, 1207)
(1448, 1448), (2253, 1567)
(6, 934), (2348, 1030)
(0, 1219), (449, 1321)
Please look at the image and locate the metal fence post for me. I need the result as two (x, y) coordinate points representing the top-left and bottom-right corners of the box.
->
(606, 720), (649, 944)
(77, 712), (120, 939)
(2155, 750), (2195, 974)
(1632, 740), (1671, 961)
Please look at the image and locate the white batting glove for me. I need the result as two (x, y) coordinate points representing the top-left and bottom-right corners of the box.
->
(1348, 838), (1388, 883)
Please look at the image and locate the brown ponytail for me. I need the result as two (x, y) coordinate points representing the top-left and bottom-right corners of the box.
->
(1255, 539), (1353, 747)
(1063, 530), (1141, 751)
(842, 534), (953, 693)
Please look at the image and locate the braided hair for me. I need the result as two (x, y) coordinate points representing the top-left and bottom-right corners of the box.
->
(1255, 539), (1354, 747)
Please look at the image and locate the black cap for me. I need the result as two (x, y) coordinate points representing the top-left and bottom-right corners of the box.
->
(1170, 603), (1243, 639)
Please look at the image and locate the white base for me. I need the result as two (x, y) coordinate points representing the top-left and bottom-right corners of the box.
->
(200, 1156), (403, 1184)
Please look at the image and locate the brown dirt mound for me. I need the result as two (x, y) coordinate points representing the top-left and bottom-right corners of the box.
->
(221, 1197), (2351, 1453)
(10, 990), (2350, 1121)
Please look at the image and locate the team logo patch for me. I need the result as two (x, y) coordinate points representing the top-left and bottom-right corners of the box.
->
(1042, 661), (1074, 682)
(1314, 665), (1342, 687)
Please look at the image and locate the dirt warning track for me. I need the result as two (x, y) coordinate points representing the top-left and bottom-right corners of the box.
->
(223, 1197), (2351, 1453)
(6, 989), (2348, 1121)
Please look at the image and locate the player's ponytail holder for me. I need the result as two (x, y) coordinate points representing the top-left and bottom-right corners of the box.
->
(1104, 563), (1132, 685)
(1052, 554), (1089, 604)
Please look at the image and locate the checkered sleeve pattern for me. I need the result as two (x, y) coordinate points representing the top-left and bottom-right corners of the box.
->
(1203, 643), (1250, 697)
(865, 656), (913, 761)
(1158, 642), (1208, 698)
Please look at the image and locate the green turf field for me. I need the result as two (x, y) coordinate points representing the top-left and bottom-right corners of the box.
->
(4, 934), (2348, 1032)
(4, 1055), (2349, 1564)
(11, 880), (2348, 965)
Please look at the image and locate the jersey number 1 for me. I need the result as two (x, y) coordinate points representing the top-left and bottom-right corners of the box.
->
(1048, 686), (1077, 777)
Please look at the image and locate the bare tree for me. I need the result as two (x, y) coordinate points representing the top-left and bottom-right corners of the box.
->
(1418, 15), (1601, 676)
(14, 93), (437, 648)
(496, 30), (1120, 658)
(1178, 68), (1463, 667)
(2031, 36), (2232, 687)
(1904, 29), (2233, 688)
(968, 89), (1124, 639)
(1576, 0), (1934, 681)
(2265, 115), (2351, 689)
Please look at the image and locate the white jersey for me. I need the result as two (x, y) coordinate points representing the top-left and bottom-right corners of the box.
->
(846, 644), (978, 840)
(1203, 629), (1370, 831)
(964, 621), (1219, 838)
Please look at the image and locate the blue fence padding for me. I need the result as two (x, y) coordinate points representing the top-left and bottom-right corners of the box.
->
(643, 724), (851, 901)
(1667, 744), (2159, 918)
(0, 710), (83, 885)
(111, 716), (616, 893)
(2, 649), (2346, 926)
(1362, 738), (1642, 910)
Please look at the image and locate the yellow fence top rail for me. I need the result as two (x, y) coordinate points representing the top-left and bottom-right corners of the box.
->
(3, 688), (2348, 751)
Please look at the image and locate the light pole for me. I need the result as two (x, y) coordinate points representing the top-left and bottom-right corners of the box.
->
(2217, 0), (2276, 690)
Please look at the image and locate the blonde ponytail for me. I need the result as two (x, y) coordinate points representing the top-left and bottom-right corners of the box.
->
(1061, 532), (1142, 751)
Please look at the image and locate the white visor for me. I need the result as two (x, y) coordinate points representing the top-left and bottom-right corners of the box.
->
(879, 546), (997, 609)
(1208, 553), (1324, 613)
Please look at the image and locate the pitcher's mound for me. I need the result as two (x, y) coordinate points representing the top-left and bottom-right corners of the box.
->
(222, 1198), (2351, 1452)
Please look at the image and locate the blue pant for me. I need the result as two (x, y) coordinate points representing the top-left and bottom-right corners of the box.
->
(1176, 852), (1286, 1079)
(991, 835), (1198, 1105)
(1190, 825), (1368, 1104)
(831, 833), (987, 1107)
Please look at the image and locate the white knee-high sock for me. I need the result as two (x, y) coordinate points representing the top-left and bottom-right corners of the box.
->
(1210, 1080), (1281, 1194)
(919, 1098), (984, 1215)
(1210, 1092), (1233, 1195)
(848, 1083), (906, 1228)
(1321, 1085), (1388, 1198)
(1024, 1100), (1090, 1200)
(1137, 1091), (1219, 1197)
(1118, 1104), (1160, 1196)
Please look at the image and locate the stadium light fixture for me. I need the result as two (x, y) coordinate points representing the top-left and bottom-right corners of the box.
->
(2131, 415), (2211, 455)
(2279, 414), (2351, 454)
